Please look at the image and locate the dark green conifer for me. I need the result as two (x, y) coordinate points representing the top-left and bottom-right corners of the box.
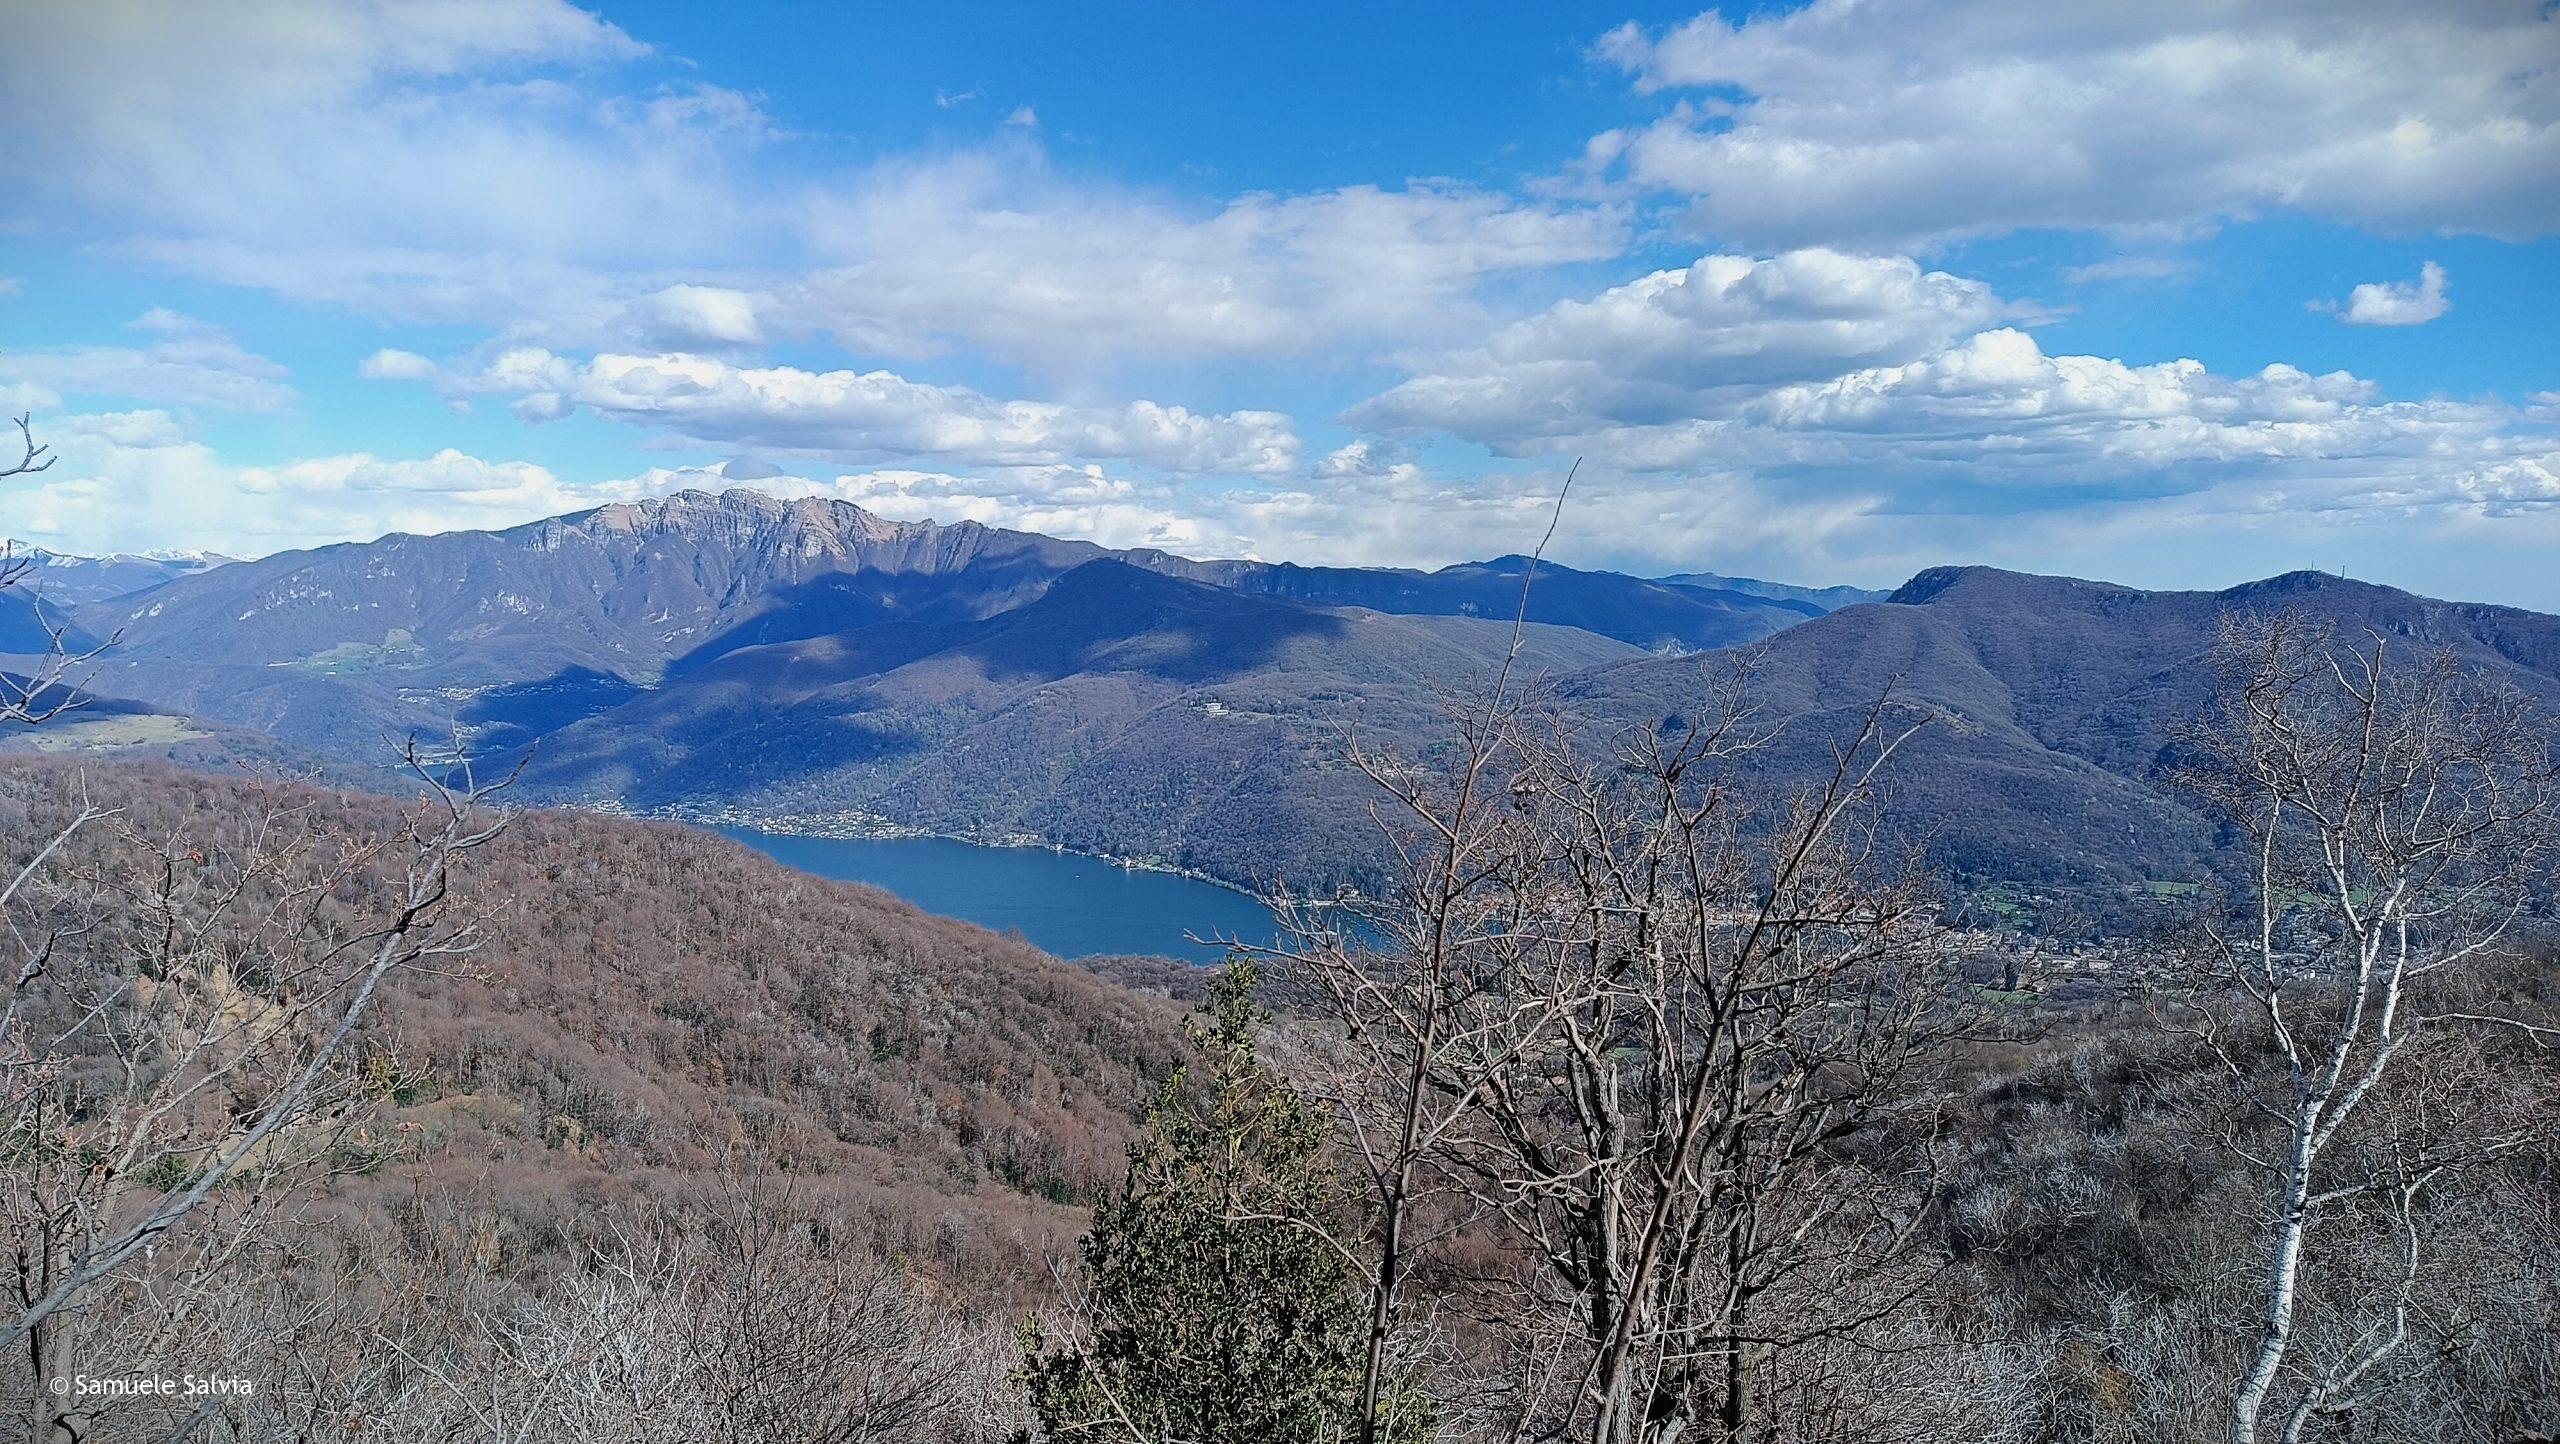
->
(1016, 961), (1427, 1443)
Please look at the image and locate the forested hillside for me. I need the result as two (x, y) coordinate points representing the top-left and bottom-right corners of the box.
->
(0, 756), (1183, 1232)
(1569, 565), (2560, 918)
(0, 756), (1188, 1440)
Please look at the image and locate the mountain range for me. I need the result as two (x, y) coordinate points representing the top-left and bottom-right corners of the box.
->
(1568, 565), (2560, 907)
(3, 545), (234, 604)
(0, 545), (232, 658)
(12, 490), (2559, 912)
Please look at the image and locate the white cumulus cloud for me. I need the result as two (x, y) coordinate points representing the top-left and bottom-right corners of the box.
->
(1592, 1), (2560, 248)
(2328, 261), (2452, 326)
(0, 4), (1626, 373)
(466, 349), (1303, 476)
(0, 311), (296, 412)
(0, 413), (589, 555)
(357, 348), (438, 381)
(1349, 250), (2012, 443)
(621, 284), (768, 349)
(793, 165), (1629, 370)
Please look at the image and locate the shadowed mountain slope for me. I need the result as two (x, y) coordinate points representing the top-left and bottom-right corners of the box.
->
(58, 491), (1113, 751)
(520, 559), (1643, 891)
(1566, 566), (2560, 904)
(0, 589), (98, 656)
(45, 491), (1816, 763)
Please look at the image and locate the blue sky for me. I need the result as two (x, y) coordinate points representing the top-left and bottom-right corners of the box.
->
(2, 0), (2556, 606)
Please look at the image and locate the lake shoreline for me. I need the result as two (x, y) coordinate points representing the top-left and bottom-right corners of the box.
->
(580, 799), (1278, 904)
(575, 807), (1287, 964)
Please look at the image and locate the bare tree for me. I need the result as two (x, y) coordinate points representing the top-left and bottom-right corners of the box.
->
(1, 416), (50, 483)
(388, 1236), (709, 1444)
(2167, 615), (2559, 1444)
(1, 412), (121, 1106)
(1252, 476), (1590, 1444)
(1492, 696), (1968, 1444)
(1276, 646), (1987, 1442)
(0, 747), (511, 1441)
(1272, 672), (1567, 1444)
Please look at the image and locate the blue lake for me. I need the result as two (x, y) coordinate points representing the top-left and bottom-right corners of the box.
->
(716, 827), (1280, 964)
